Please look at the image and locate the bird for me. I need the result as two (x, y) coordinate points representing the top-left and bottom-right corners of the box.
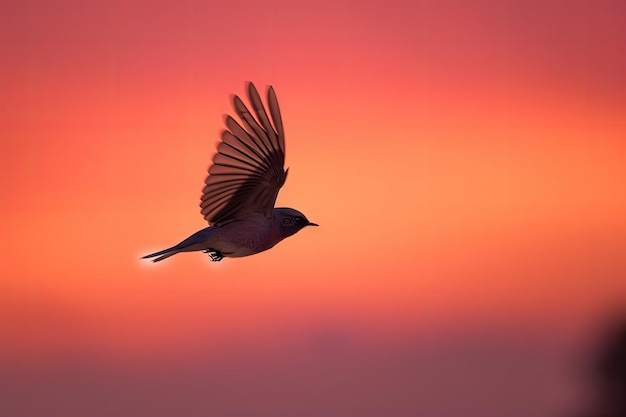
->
(142, 82), (317, 263)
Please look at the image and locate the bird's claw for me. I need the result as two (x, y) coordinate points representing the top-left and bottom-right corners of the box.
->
(203, 249), (223, 262)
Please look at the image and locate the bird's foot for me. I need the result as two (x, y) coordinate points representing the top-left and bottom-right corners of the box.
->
(203, 249), (223, 262)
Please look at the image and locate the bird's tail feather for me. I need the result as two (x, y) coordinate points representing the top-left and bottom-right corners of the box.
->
(141, 246), (181, 263)
(142, 227), (212, 263)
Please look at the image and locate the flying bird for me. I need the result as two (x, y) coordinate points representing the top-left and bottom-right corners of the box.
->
(142, 83), (317, 263)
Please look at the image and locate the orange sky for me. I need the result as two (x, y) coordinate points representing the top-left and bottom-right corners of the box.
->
(2, 1), (626, 416)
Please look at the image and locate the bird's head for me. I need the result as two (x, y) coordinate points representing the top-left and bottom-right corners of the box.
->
(275, 207), (318, 237)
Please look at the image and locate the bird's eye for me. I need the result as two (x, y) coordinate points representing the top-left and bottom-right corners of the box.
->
(281, 217), (295, 226)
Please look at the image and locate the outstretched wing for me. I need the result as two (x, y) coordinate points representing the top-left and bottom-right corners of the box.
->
(200, 83), (287, 225)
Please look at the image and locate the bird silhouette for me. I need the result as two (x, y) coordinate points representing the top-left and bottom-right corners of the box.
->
(142, 83), (317, 263)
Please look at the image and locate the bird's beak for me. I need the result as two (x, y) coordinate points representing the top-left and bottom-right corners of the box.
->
(307, 222), (319, 227)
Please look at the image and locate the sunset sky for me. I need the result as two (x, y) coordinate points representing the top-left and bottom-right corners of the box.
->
(2, 1), (626, 416)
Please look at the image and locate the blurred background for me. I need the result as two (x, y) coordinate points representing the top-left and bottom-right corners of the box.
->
(1, 0), (625, 416)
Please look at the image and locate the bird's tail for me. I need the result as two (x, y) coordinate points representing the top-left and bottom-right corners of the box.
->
(141, 246), (182, 262)
(141, 227), (213, 263)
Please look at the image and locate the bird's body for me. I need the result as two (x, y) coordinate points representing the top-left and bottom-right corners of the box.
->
(142, 83), (316, 263)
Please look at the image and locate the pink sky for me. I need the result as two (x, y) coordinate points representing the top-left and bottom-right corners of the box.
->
(1, 1), (626, 416)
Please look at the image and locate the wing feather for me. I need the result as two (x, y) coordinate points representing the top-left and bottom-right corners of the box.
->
(267, 86), (285, 151)
(200, 83), (287, 225)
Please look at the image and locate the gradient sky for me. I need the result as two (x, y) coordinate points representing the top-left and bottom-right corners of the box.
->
(2, 1), (626, 416)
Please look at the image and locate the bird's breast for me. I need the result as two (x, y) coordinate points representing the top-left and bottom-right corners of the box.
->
(213, 217), (279, 257)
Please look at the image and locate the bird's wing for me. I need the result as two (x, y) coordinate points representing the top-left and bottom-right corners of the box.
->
(200, 83), (287, 225)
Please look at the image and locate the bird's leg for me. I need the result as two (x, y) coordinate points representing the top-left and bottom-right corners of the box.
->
(203, 249), (223, 262)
